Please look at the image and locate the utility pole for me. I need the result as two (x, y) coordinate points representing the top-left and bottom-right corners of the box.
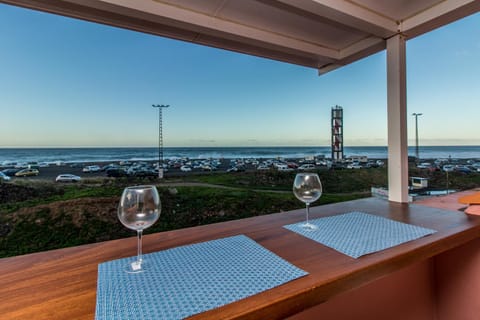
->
(412, 113), (423, 163)
(152, 104), (170, 178)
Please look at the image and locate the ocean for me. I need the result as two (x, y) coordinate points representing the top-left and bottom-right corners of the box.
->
(1, 146), (480, 165)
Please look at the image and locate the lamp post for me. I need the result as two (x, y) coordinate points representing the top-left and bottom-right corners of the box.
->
(152, 104), (169, 178)
(412, 113), (423, 162)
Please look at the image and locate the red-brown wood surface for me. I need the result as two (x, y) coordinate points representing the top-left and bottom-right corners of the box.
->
(1, 198), (479, 320)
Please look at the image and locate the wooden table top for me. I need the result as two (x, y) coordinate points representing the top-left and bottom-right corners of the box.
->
(1, 197), (480, 320)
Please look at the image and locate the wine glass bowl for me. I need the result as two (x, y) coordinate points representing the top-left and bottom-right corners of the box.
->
(118, 185), (161, 273)
(293, 173), (322, 230)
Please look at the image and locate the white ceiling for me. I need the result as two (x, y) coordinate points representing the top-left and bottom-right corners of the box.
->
(1, 0), (479, 73)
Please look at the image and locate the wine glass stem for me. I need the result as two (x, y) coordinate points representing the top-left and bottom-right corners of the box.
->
(137, 230), (143, 265)
(305, 203), (310, 225)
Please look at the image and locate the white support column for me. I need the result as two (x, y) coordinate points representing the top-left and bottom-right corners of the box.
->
(386, 34), (409, 203)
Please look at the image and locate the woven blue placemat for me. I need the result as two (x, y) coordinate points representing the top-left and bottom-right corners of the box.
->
(95, 235), (308, 320)
(284, 211), (436, 258)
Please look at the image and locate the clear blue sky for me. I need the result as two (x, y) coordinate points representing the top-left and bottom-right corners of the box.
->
(0, 4), (478, 148)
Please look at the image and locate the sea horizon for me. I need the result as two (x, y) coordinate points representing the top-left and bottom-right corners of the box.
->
(1, 145), (480, 164)
(3, 144), (480, 149)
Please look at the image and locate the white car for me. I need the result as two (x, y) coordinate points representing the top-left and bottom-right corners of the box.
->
(82, 165), (101, 173)
(0, 172), (11, 182)
(347, 162), (363, 169)
(276, 164), (293, 172)
(180, 165), (192, 172)
(298, 164), (316, 171)
(56, 174), (81, 182)
(417, 162), (432, 169)
(442, 165), (455, 172)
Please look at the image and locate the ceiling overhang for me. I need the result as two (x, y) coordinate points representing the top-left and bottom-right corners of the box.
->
(1, 0), (479, 74)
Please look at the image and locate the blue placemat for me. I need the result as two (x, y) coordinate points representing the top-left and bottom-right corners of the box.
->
(95, 235), (308, 320)
(284, 211), (436, 258)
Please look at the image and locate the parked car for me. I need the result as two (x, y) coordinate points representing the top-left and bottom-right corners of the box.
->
(180, 165), (192, 172)
(0, 172), (11, 182)
(256, 165), (270, 171)
(298, 164), (316, 171)
(442, 164), (455, 172)
(82, 165), (101, 173)
(1, 168), (20, 176)
(15, 168), (39, 177)
(106, 168), (128, 177)
(347, 162), (363, 169)
(69, 163), (84, 168)
(276, 164), (293, 171)
(417, 162), (432, 169)
(227, 165), (246, 172)
(365, 161), (378, 168)
(14, 162), (28, 169)
(134, 169), (158, 178)
(287, 162), (299, 169)
(101, 164), (118, 171)
(454, 166), (472, 174)
(55, 174), (81, 182)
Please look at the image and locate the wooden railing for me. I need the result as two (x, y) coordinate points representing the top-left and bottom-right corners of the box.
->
(1, 197), (479, 319)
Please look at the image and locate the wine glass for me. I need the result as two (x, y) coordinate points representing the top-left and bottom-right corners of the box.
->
(293, 173), (322, 231)
(118, 185), (161, 273)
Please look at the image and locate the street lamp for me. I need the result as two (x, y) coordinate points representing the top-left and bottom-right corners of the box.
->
(412, 113), (423, 162)
(152, 104), (170, 178)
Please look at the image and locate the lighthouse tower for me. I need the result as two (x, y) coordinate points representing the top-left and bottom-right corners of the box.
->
(331, 105), (343, 161)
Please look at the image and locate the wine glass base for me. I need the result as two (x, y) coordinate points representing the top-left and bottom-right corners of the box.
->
(300, 222), (318, 231)
(124, 260), (145, 273)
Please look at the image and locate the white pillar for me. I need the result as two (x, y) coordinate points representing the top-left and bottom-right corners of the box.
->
(386, 34), (409, 203)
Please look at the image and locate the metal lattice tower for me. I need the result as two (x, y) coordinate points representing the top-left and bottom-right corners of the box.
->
(331, 105), (343, 161)
(152, 104), (170, 169)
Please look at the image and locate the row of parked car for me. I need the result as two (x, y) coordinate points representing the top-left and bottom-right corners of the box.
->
(417, 162), (480, 173)
(252, 158), (385, 172)
(163, 157), (386, 173)
(101, 163), (159, 178)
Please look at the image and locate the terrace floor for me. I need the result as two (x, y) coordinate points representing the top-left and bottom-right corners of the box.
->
(415, 188), (480, 212)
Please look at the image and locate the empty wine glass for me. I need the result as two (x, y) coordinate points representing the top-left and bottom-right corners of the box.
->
(118, 185), (161, 273)
(293, 173), (322, 231)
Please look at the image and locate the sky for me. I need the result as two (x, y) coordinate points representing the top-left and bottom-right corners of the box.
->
(0, 4), (479, 148)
